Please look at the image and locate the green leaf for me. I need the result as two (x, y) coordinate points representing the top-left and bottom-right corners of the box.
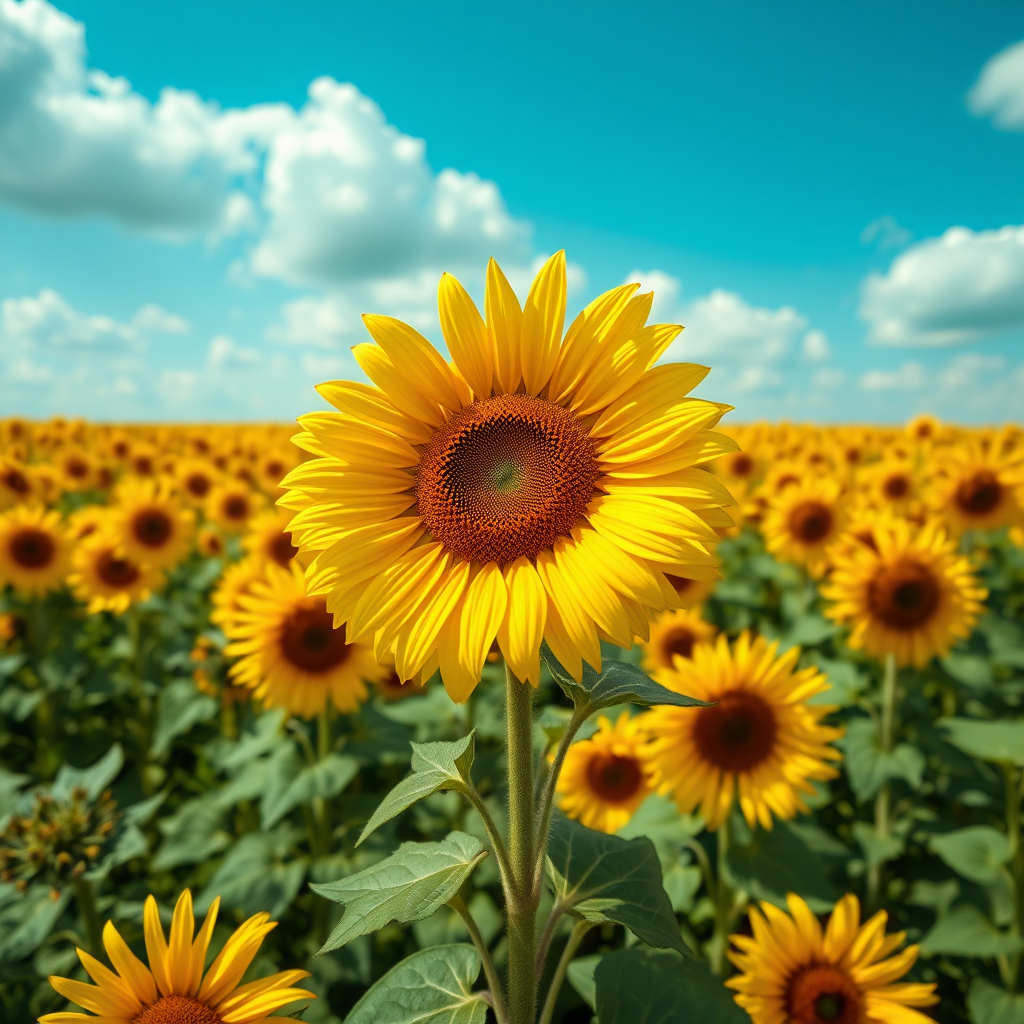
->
(152, 678), (217, 757)
(942, 718), (1024, 766)
(197, 828), (308, 919)
(546, 815), (691, 956)
(358, 732), (475, 846)
(52, 743), (124, 802)
(921, 903), (1024, 958)
(343, 945), (486, 1024)
(0, 884), (70, 963)
(346, 704), (414, 764)
(567, 955), (601, 1011)
(842, 718), (924, 801)
(595, 948), (748, 1024)
(261, 747), (360, 829)
(311, 832), (486, 954)
(942, 654), (994, 688)
(87, 824), (149, 880)
(930, 827), (1012, 884)
(786, 614), (840, 647)
(852, 822), (903, 870)
(727, 819), (839, 906)
(0, 686), (43, 720)
(542, 644), (710, 715)
(969, 977), (1024, 1024)
(152, 797), (231, 871)
(806, 656), (867, 706)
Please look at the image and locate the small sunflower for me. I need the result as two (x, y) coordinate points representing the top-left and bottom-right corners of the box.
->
(928, 441), (1024, 536)
(176, 458), (219, 507)
(0, 458), (36, 508)
(196, 526), (225, 557)
(68, 532), (163, 614)
(865, 457), (919, 516)
(823, 516), (986, 667)
(206, 482), (261, 534)
(664, 572), (716, 609)
(556, 712), (653, 833)
(0, 505), (71, 596)
(727, 892), (937, 1024)
(224, 561), (387, 717)
(58, 449), (98, 492)
(643, 632), (842, 830)
(763, 477), (846, 577)
(41, 889), (313, 1024)
(641, 606), (717, 675)
(243, 508), (299, 568)
(906, 412), (941, 445)
(210, 557), (266, 631)
(111, 477), (195, 570)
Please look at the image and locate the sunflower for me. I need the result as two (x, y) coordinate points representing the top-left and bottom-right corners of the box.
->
(58, 449), (98, 492)
(176, 458), (219, 508)
(243, 509), (299, 568)
(281, 252), (736, 702)
(206, 482), (260, 534)
(641, 606), (717, 675)
(556, 712), (653, 833)
(41, 889), (313, 1024)
(865, 457), (919, 516)
(664, 572), (715, 609)
(642, 632), (842, 830)
(0, 505), (71, 596)
(726, 892), (937, 1024)
(129, 444), (159, 477)
(196, 526), (225, 557)
(68, 532), (163, 614)
(928, 441), (1024, 536)
(763, 476), (846, 578)
(906, 412), (941, 445)
(110, 477), (195, 570)
(374, 667), (427, 701)
(823, 516), (986, 668)
(224, 561), (387, 717)
(210, 557), (266, 631)
(0, 458), (36, 509)
(762, 460), (806, 497)
(67, 505), (111, 542)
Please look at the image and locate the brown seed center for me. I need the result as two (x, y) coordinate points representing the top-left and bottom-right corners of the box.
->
(133, 509), (173, 548)
(185, 472), (211, 498)
(10, 528), (55, 569)
(223, 495), (249, 521)
(662, 626), (697, 663)
(882, 474), (909, 499)
(729, 453), (754, 477)
(269, 531), (298, 567)
(788, 501), (834, 544)
(132, 994), (221, 1024)
(97, 551), (141, 588)
(2, 468), (30, 494)
(693, 690), (778, 772)
(787, 965), (862, 1024)
(585, 752), (644, 803)
(279, 604), (351, 674)
(868, 558), (940, 630)
(955, 470), (1002, 517)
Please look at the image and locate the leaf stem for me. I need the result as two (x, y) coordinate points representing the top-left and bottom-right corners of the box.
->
(451, 893), (508, 1024)
(537, 920), (593, 1024)
(461, 783), (513, 890)
(534, 900), (565, 980)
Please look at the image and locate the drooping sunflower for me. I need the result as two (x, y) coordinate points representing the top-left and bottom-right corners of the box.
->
(642, 632), (842, 830)
(68, 531), (163, 614)
(224, 561), (387, 717)
(556, 712), (654, 833)
(281, 252), (737, 701)
(928, 441), (1024, 536)
(243, 508), (299, 568)
(0, 505), (71, 596)
(641, 606), (717, 675)
(206, 482), (261, 534)
(763, 476), (846, 578)
(110, 476), (195, 570)
(823, 516), (986, 667)
(726, 892), (937, 1024)
(42, 889), (313, 1024)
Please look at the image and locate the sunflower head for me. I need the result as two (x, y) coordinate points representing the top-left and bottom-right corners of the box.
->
(642, 606), (717, 675)
(58, 448), (97, 492)
(0, 504), (71, 597)
(0, 458), (36, 509)
(929, 442), (1024, 535)
(643, 632), (842, 830)
(243, 508), (299, 568)
(68, 530), (164, 615)
(206, 482), (261, 534)
(763, 477), (845, 577)
(727, 892), (938, 1024)
(111, 476), (195, 570)
(176, 458), (220, 507)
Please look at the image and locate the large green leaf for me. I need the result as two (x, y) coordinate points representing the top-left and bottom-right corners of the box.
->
(842, 718), (924, 801)
(546, 815), (691, 956)
(941, 719), (1024, 766)
(152, 796), (231, 871)
(969, 977), (1024, 1024)
(921, 903), (1024, 958)
(311, 832), (486, 954)
(358, 732), (475, 846)
(542, 644), (710, 715)
(52, 743), (123, 802)
(344, 945), (486, 1024)
(851, 822), (903, 870)
(567, 955), (600, 1011)
(152, 678), (217, 757)
(0, 884), (70, 964)
(930, 827), (1012, 885)
(595, 948), (748, 1024)
(261, 746), (360, 829)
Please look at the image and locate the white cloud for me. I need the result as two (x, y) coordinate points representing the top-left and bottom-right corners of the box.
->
(968, 39), (1024, 131)
(623, 269), (681, 322)
(6, 355), (53, 383)
(935, 352), (1004, 390)
(860, 362), (927, 391)
(812, 367), (846, 389)
(1, 288), (139, 348)
(802, 329), (831, 362)
(206, 334), (260, 369)
(131, 304), (190, 334)
(157, 368), (201, 404)
(861, 215), (911, 250)
(860, 224), (1024, 345)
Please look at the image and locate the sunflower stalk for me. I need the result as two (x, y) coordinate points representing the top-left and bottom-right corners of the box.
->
(708, 816), (738, 976)
(71, 875), (103, 961)
(1003, 763), (1024, 991)
(867, 652), (897, 912)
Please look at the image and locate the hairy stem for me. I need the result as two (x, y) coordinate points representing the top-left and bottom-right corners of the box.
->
(538, 920), (593, 1024)
(451, 894), (507, 1024)
(867, 653), (897, 912)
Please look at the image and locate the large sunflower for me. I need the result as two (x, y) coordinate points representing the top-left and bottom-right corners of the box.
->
(0, 505), (71, 596)
(224, 561), (387, 717)
(641, 606), (717, 675)
(928, 441), (1024, 536)
(642, 632), (842, 830)
(281, 253), (736, 701)
(763, 476), (846, 578)
(68, 531), (164, 614)
(727, 892), (937, 1024)
(823, 516), (986, 667)
(42, 889), (312, 1024)
(556, 712), (654, 833)
(111, 476), (195, 570)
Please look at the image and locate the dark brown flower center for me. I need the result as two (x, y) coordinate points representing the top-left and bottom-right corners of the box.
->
(269, 531), (298, 567)
(133, 456), (154, 475)
(376, 670), (417, 700)
(2, 468), (30, 494)
(774, 472), (799, 492)
(132, 994), (221, 1024)
(222, 494), (250, 521)
(586, 752), (644, 803)
(661, 626), (697, 663)
(113, 441), (130, 458)
(665, 574), (694, 598)
(882, 473), (909, 499)
(416, 394), (600, 566)
(280, 604), (351, 674)
(788, 501), (834, 544)
(852, 528), (879, 553)
(788, 965), (862, 1024)
(10, 528), (55, 569)
(955, 470), (1002, 517)
(729, 453), (754, 478)
(97, 551), (140, 588)
(65, 457), (88, 479)
(132, 509), (173, 548)
(868, 558), (940, 630)
(265, 459), (285, 479)
(693, 690), (778, 772)
(185, 472), (211, 498)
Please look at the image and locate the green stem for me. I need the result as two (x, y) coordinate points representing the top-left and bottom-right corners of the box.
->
(708, 817), (734, 976)
(310, 706), (334, 950)
(451, 894), (507, 1024)
(72, 876), (104, 959)
(505, 661), (538, 1024)
(867, 653), (897, 912)
(1004, 763), (1023, 991)
(538, 920), (593, 1024)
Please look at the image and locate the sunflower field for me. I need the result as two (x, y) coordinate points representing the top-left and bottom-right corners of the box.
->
(2, 258), (1024, 1024)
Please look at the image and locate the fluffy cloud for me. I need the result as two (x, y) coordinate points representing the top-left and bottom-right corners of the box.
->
(131, 304), (191, 334)
(967, 39), (1024, 131)
(802, 329), (831, 362)
(2, 288), (140, 348)
(206, 335), (260, 369)
(860, 362), (927, 391)
(860, 225), (1024, 345)
(860, 215), (911, 250)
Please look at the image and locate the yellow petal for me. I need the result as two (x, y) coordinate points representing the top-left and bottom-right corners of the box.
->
(458, 562), (508, 680)
(143, 894), (173, 997)
(199, 914), (275, 1007)
(352, 343), (444, 428)
(167, 890), (196, 994)
(394, 560), (471, 680)
(47, 977), (128, 1019)
(439, 273), (493, 399)
(314, 380), (434, 444)
(190, 897), (220, 997)
(486, 258), (523, 394)
(73, 950), (142, 1016)
(103, 919), (158, 1007)
(437, 591), (477, 702)
(535, 549), (601, 672)
(497, 557), (547, 685)
(520, 251), (566, 396)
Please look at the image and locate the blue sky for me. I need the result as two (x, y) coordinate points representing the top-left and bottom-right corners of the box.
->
(1, 0), (1022, 423)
